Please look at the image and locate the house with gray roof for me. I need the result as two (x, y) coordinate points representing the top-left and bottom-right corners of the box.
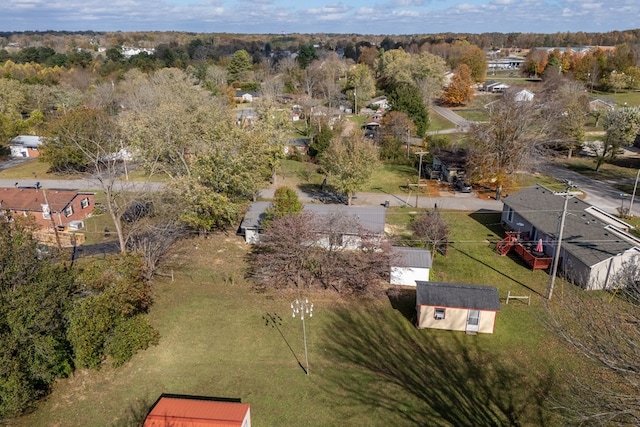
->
(9, 135), (44, 158)
(239, 202), (386, 248)
(415, 281), (500, 334)
(501, 185), (640, 290)
(390, 247), (431, 286)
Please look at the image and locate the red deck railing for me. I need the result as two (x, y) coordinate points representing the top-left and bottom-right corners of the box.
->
(496, 231), (553, 270)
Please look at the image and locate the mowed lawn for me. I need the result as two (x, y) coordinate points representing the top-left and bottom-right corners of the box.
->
(14, 208), (605, 427)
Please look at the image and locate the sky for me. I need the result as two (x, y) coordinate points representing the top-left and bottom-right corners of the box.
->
(1, 0), (639, 35)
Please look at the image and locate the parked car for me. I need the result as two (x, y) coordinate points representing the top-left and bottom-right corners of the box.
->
(453, 178), (472, 193)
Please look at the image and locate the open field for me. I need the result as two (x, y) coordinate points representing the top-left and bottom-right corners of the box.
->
(13, 208), (610, 427)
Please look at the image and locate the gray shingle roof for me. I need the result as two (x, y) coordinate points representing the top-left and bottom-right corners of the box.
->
(416, 281), (501, 311)
(9, 135), (44, 148)
(240, 202), (386, 235)
(392, 246), (432, 268)
(502, 185), (637, 267)
(304, 204), (386, 235)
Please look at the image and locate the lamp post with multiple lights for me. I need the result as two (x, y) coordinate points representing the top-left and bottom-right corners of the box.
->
(291, 298), (313, 375)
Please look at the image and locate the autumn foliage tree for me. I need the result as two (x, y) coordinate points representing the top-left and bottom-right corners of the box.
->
(443, 64), (475, 106)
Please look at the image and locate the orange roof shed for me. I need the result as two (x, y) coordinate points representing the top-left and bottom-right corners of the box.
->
(144, 394), (251, 427)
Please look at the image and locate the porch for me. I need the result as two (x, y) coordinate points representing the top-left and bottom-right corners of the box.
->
(496, 231), (553, 271)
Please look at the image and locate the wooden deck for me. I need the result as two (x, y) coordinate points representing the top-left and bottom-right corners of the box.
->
(496, 232), (553, 271)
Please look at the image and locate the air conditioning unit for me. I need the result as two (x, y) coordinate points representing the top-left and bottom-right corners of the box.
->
(68, 220), (84, 230)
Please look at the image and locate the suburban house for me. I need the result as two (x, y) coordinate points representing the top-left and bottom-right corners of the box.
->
(515, 89), (535, 102)
(367, 96), (390, 110)
(239, 202), (386, 248)
(415, 281), (501, 334)
(0, 187), (94, 230)
(234, 90), (259, 103)
(284, 138), (311, 156)
(427, 149), (467, 183)
(501, 185), (640, 290)
(588, 98), (616, 113)
(481, 81), (510, 93)
(9, 135), (44, 158)
(144, 393), (251, 427)
(390, 246), (431, 286)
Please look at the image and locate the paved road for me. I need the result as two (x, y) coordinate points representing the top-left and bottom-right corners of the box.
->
(0, 178), (164, 192)
(431, 105), (472, 129)
(258, 186), (503, 212)
(532, 158), (640, 218)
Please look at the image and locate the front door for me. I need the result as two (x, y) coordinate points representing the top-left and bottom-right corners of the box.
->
(466, 310), (480, 333)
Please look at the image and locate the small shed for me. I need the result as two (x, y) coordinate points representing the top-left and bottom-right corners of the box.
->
(144, 393), (251, 427)
(9, 135), (44, 158)
(390, 247), (431, 286)
(415, 281), (500, 334)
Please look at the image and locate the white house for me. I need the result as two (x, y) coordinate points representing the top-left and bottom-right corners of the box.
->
(515, 89), (535, 102)
(390, 247), (431, 286)
(239, 202), (386, 248)
(501, 185), (640, 290)
(9, 135), (44, 158)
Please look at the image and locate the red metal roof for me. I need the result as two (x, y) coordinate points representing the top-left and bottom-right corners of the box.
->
(0, 187), (84, 213)
(144, 396), (250, 427)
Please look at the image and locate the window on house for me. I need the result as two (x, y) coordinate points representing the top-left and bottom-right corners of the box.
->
(434, 308), (446, 320)
(507, 207), (514, 222)
(80, 198), (90, 209)
(64, 205), (73, 217)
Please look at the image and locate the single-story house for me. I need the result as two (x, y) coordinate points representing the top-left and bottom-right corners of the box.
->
(481, 81), (510, 93)
(415, 281), (500, 334)
(430, 149), (467, 183)
(588, 98), (615, 113)
(390, 247), (431, 286)
(235, 90), (259, 103)
(144, 393), (251, 427)
(501, 185), (640, 290)
(0, 187), (94, 230)
(239, 202), (386, 248)
(284, 138), (311, 156)
(515, 89), (535, 102)
(368, 96), (390, 110)
(9, 135), (44, 158)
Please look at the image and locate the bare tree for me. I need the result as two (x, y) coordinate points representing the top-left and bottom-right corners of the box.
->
(546, 256), (640, 426)
(410, 208), (449, 260)
(466, 89), (545, 187)
(249, 212), (393, 296)
(249, 212), (320, 291)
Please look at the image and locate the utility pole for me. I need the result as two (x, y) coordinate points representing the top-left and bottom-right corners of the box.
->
(415, 151), (428, 209)
(628, 168), (639, 218)
(547, 181), (574, 300)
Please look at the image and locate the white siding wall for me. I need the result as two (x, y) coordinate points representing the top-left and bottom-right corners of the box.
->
(390, 267), (430, 286)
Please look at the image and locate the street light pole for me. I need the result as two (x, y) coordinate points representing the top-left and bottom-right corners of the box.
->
(547, 182), (574, 300)
(291, 298), (313, 375)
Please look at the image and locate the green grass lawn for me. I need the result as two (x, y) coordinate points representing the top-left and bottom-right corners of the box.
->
(557, 157), (640, 194)
(0, 159), (82, 180)
(14, 208), (606, 426)
(428, 108), (456, 131)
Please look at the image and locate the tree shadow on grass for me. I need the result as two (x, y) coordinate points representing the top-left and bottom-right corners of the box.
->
(320, 306), (557, 426)
(110, 395), (156, 427)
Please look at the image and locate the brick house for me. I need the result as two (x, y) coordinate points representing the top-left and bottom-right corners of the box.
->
(0, 187), (95, 230)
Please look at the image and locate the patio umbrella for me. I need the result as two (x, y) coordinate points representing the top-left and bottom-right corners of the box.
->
(535, 239), (543, 253)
